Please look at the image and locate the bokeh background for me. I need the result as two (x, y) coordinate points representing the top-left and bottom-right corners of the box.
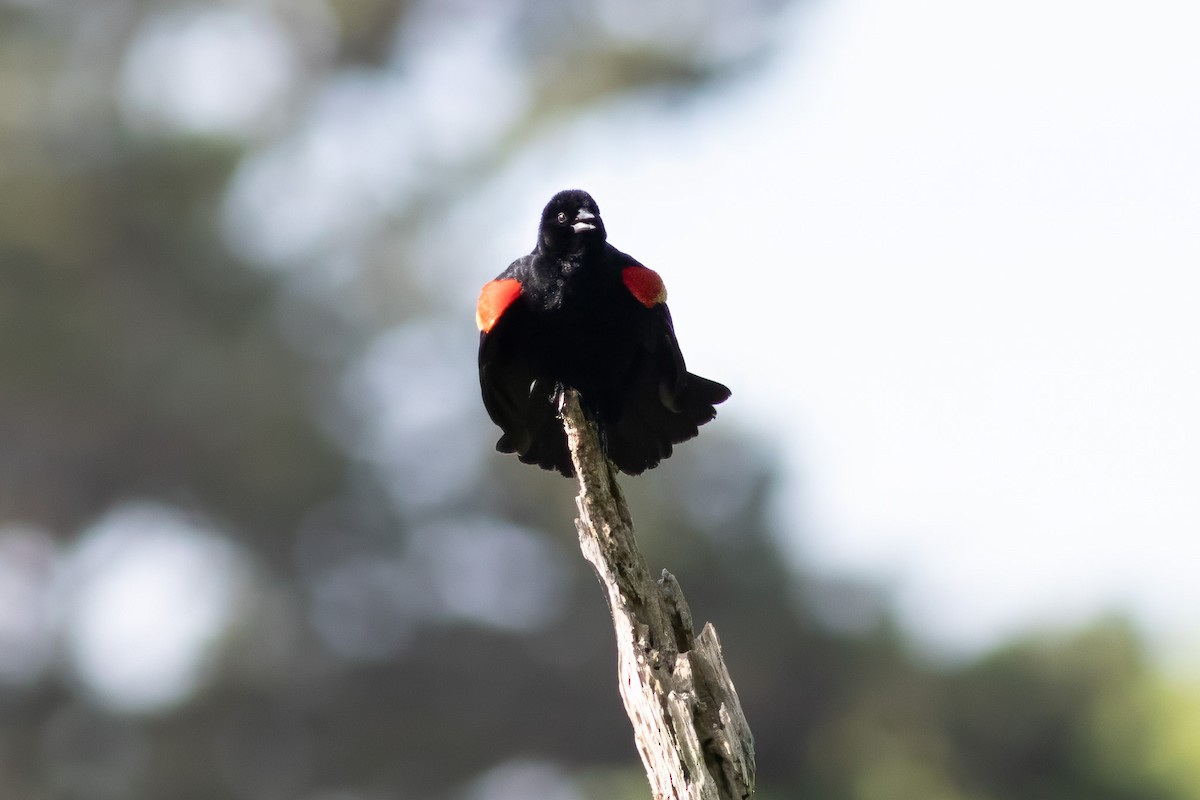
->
(2, 0), (1199, 798)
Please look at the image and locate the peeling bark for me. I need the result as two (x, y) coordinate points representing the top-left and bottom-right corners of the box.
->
(561, 389), (755, 800)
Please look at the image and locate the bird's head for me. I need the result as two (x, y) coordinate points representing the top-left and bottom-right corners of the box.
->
(538, 189), (607, 256)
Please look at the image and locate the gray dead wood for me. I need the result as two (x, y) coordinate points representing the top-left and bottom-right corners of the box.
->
(560, 389), (755, 800)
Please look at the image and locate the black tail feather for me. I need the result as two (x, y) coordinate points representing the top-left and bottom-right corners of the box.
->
(498, 378), (572, 476)
(603, 370), (729, 474)
(487, 358), (728, 478)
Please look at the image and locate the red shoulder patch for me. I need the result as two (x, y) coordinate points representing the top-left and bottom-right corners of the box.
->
(476, 278), (522, 332)
(621, 265), (667, 308)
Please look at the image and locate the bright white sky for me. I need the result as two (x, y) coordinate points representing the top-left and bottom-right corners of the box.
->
(490, 0), (1200, 659)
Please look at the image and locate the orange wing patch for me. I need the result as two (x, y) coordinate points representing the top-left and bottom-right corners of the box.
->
(476, 278), (522, 332)
(621, 265), (667, 308)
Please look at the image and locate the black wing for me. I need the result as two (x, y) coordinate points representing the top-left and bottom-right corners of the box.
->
(478, 295), (573, 476)
(603, 302), (731, 474)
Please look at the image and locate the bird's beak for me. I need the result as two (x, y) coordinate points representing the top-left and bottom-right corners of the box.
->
(572, 209), (596, 233)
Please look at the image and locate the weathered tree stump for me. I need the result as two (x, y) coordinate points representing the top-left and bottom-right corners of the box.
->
(560, 389), (755, 800)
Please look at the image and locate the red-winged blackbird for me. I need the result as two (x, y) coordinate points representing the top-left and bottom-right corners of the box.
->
(476, 189), (730, 476)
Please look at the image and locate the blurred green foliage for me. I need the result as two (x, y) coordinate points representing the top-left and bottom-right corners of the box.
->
(0, 1), (1197, 799)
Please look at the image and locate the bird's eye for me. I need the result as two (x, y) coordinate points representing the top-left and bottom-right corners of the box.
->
(556, 211), (568, 224)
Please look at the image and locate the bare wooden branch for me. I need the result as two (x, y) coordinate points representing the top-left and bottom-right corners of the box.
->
(560, 389), (755, 800)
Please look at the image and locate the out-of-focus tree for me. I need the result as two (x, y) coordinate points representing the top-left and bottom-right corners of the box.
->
(0, 1), (1197, 799)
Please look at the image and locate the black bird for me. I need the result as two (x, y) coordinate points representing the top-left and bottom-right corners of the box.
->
(476, 189), (730, 476)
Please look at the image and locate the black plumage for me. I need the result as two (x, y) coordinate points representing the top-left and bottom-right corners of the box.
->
(477, 189), (730, 476)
